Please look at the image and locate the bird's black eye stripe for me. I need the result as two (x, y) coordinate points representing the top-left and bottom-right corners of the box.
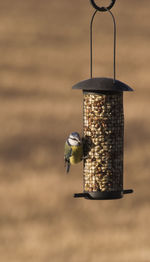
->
(70, 137), (78, 141)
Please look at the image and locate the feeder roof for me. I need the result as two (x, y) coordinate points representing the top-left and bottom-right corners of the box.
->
(72, 77), (133, 92)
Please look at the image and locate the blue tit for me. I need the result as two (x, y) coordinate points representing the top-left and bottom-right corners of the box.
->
(64, 132), (83, 173)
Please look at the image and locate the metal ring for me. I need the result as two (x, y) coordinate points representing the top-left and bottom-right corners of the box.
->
(90, 0), (116, 12)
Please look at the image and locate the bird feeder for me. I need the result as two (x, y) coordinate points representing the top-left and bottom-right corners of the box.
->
(73, 0), (133, 200)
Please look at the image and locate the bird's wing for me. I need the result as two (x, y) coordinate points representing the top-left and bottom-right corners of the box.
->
(64, 143), (72, 162)
(64, 143), (72, 173)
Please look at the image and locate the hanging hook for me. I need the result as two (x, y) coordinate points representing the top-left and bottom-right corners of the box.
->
(90, 0), (116, 12)
(90, 7), (117, 83)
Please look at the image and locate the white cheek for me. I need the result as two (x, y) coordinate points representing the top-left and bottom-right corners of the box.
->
(68, 138), (78, 146)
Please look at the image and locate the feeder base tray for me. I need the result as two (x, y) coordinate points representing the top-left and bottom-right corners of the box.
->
(74, 189), (133, 200)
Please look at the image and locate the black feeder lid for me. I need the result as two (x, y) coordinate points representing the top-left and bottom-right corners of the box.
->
(72, 77), (133, 92)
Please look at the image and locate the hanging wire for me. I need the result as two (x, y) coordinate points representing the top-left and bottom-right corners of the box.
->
(90, 8), (117, 83)
(90, 10), (97, 79)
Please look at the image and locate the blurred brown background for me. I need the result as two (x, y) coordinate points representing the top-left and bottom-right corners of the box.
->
(0, 0), (149, 261)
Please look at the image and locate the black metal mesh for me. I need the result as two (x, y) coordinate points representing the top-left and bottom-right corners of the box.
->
(83, 92), (124, 193)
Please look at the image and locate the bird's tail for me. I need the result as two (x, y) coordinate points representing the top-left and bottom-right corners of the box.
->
(66, 162), (70, 173)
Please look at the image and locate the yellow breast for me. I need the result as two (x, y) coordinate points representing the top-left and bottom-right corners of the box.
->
(70, 145), (83, 165)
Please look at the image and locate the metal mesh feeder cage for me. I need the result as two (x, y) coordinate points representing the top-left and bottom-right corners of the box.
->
(73, 0), (133, 200)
